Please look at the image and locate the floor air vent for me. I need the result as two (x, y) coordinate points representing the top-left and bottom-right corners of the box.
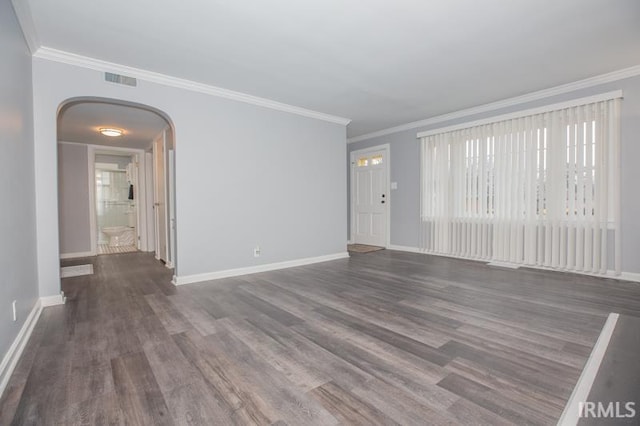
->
(105, 72), (137, 87)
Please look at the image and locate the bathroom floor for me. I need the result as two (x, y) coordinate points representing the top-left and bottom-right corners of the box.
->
(97, 244), (138, 255)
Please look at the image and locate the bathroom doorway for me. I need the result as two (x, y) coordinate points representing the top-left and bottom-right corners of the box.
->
(93, 150), (140, 255)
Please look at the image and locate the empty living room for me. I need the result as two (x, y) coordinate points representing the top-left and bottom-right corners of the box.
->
(2, 0), (640, 424)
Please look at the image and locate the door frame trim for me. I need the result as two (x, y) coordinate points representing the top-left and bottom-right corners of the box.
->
(87, 144), (148, 255)
(349, 143), (391, 248)
(152, 129), (171, 264)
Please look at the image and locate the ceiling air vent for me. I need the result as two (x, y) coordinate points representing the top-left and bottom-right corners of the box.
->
(105, 72), (137, 87)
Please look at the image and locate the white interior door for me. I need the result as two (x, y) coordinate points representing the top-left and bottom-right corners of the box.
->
(153, 134), (168, 262)
(352, 148), (388, 247)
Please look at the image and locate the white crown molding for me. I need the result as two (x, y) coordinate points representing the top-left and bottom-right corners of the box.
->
(33, 47), (352, 126)
(175, 252), (350, 285)
(10, 0), (40, 54)
(0, 299), (42, 399)
(348, 64), (640, 144)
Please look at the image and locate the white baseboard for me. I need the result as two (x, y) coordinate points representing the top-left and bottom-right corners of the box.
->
(487, 261), (521, 269)
(618, 271), (640, 283)
(347, 240), (354, 245)
(165, 262), (174, 269)
(387, 245), (640, 283)
(174, 252), (350, 286)
(387, 245), (488, 264)
(558, 313), (619, 426)
(0, 299), (43, 399)
(40, 294), (65, 307)
(60, 264), (94, 278)
(387, 244), (423, 254)
(60, 251), (95, 259)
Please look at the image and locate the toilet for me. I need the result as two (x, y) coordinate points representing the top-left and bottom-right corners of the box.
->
(102, 226), (135, 247)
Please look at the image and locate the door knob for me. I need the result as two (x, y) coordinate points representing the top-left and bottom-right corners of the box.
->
(381, 200), (385, 204)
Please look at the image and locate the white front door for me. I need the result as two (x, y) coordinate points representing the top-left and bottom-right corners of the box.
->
(352, 147), (388, 247)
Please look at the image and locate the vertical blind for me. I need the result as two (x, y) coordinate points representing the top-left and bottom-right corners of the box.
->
(419, 96), (621, 275)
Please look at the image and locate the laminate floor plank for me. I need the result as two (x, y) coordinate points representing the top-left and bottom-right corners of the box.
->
(63, 392), (125, 426)
(437, 372), (556, 425)
(291, 321), (458, 413)
(203, 330), (339, 425)
(110, 351), (173, 426)
(265, 278), (453, 348)
(410, 297), (601, 347)
(444, 357), (567, 414)
(66, 341), (115, 407)
(440, 340), (574, 399)
(2, 250), (640, 425)
(233, 288), (304, 326)
(163, 380), (235, 426)
(243, 314), (374, 392)
(165, 291), (222, 336)
(172, 330), (275, 425)
(349, 376), (459, 425)
(217, 316), (331, 392)
(142, 337), (201, 392)
(312, 305), (453, 366)
(288, 310), (449, 384)
(9, 350), (70, 425)
(309, 381), (399, 426)
(145, 293), (193, 335)
(446, 398), (516, 426)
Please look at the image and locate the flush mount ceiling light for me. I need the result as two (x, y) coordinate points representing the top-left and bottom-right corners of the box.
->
(99, 128), (123, 137)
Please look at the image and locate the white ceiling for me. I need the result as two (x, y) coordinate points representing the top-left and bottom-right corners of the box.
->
(27, 0), (640, 138)
(58, 102), (168, 150)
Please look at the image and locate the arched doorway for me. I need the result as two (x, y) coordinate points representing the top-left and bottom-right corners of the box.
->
(56, 97), (177, 283)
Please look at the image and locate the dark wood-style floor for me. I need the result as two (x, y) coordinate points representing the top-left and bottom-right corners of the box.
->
(2, 250), (640, 425)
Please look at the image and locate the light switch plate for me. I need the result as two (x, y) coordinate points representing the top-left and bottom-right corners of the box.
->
(391, 182), (398, 190)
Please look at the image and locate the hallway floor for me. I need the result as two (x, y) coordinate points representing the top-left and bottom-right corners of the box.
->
(97, 244), (138, 255)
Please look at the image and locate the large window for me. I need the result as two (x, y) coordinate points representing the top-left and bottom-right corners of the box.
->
(419, 93), (621, 275)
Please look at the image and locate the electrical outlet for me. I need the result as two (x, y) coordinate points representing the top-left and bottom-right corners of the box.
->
(12, 300), (17, 322)
(253, 246), (261, 257)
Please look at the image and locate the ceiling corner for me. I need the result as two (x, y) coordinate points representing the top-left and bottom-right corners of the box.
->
(11, 0), (40, 54)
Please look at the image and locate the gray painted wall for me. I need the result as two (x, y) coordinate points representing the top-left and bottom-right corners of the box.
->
(348, 75), (640, 274)
(32, 57), (348, 297)
(0, 0), (39, 372)
(58, 143), (92, 255)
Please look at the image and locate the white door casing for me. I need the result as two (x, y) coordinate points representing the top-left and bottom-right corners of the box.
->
(84, 143), (148, 256)
(350, 145), (389, 247)
(145, 152), (156, 252)
(153, 133), (168, 262)
(167, 148), (176, 269)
